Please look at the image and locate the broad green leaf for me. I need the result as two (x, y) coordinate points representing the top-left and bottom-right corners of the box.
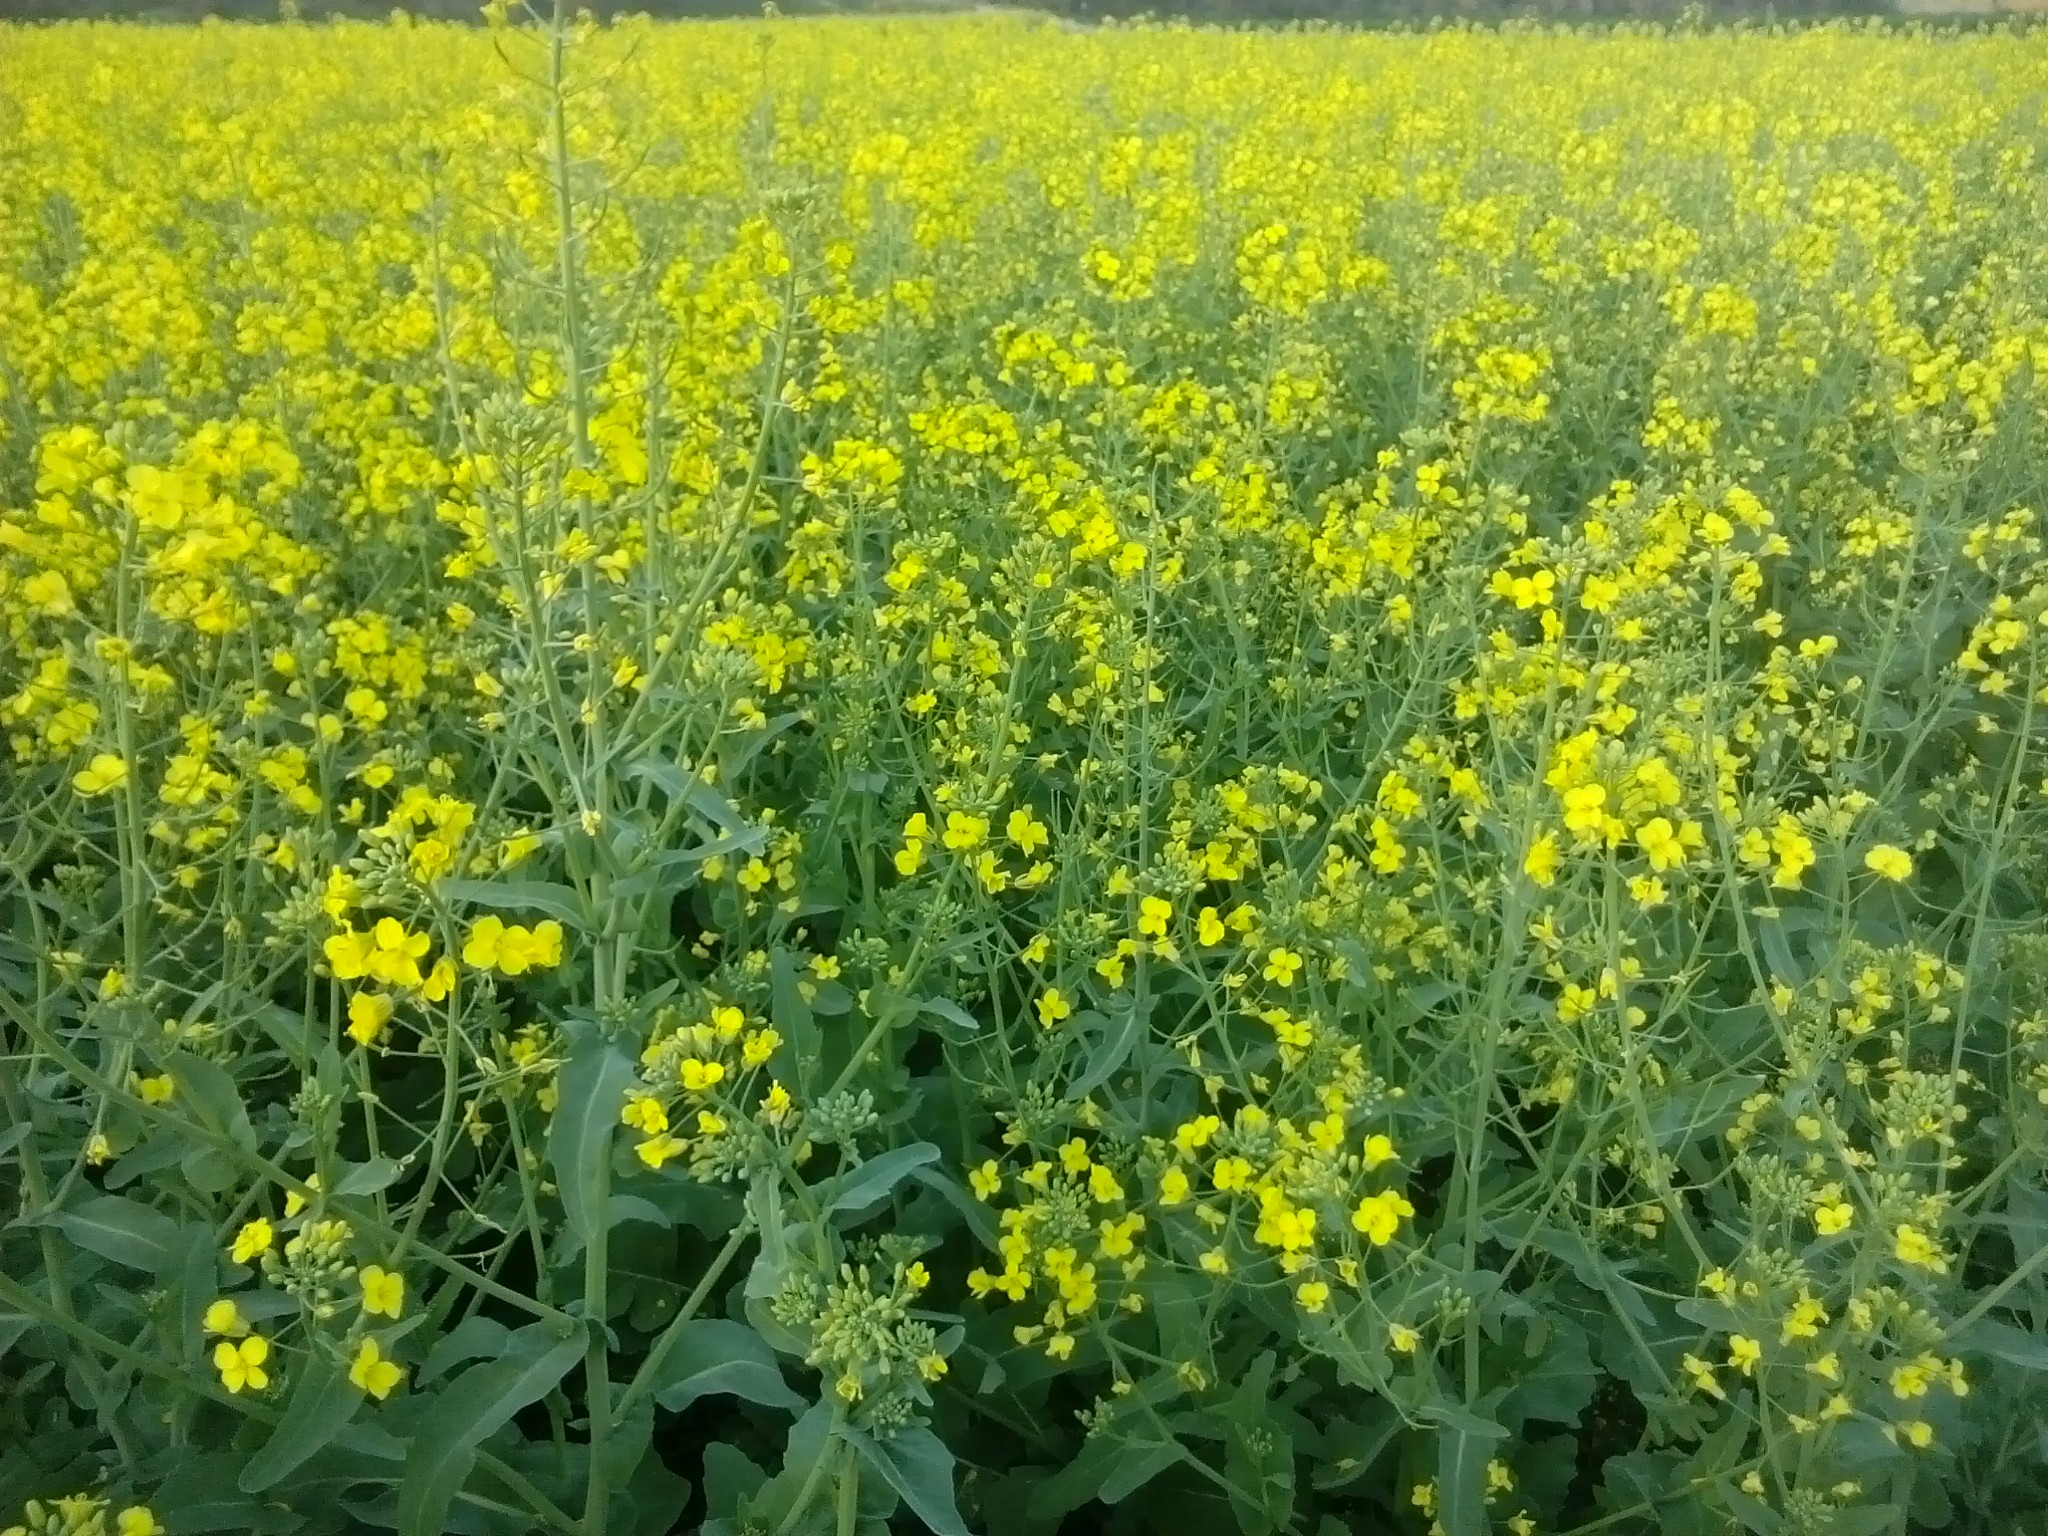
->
(417, 1316), (509, 1387)
(1313, 1403), (1402, 1490)
(702, 1442), (768, 1521)
(1099, 1437), (1186, 1503)
(1430, 1406), (1508, 1536)
(1962, 1318), (2048, 1372)
(436, 878), (588, 931)
(51, 1194), (182, 1271)
(1065, 999), (1143, 1101)
(844, 1426), (969, 1536)
(548, 1019), (636, 1246)
(165, 1052), (256, 1151)
(823, 1142), (940, 1217)
(396, 1321), (585, 1536)
(918, 996), (983, 1039)
(240, 1353), (357, 1492)
(1027, 1435), (1129, 1521)
(649, 1319), (802, 1412)
(334, 1157), (402, 1197)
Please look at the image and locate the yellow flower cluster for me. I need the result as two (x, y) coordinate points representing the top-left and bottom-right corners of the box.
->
(5, 14), (2045, 1534)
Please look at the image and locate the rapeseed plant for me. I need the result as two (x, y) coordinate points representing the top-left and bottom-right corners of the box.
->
(2, 9), (2046, 1536)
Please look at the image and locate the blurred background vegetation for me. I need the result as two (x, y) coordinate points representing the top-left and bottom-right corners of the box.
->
(7, 0), (2012, 24)
(5, 0), (2039, 47)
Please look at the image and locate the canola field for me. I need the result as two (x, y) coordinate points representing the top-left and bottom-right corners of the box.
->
(4, 14), (2048, 1536)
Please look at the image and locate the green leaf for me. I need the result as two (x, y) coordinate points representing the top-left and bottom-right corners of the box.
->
(1066, 999), (1143, 1101)
(165, 1052), (257, 1151)
(436, 878), (588, 931)
(1430, 1405), (1508, 1536)
(1961, 1318), (2048, 1372)
(702, 1442), (768, 1521)
(240, 1353), (358, 1492)
(1099, 1436), (1185, 1502)
(547, 1020), (636, 1246)
(918, 996), (984, 1039)
(417, 1316), (509, 1387)
(844, 1426), (969, 1536)
(649, 1320), (802, 1412)
(823, 1142), (940, 1216)
(333, 1157), (402, 1198)
(396, 1321), (585, 1536)
(50, 1194), (182, 1271)
(1313, 1403), (1401, 1490)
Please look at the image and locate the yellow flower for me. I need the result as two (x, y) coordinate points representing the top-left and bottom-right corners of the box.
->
(1262, 947), (1303, 986)
(284, 1173), (322, 1219)
(1781, 1292), (1828, 1343)
(1681, 1352), (1724, 1400)
(1864, 844), (1913, 881)
(680, 1058), (726, 1092)
(1362, 1134), (1396, 1170)
(346, 991), (394, 1047)
(1197, 906), (1226, 946)
(1894, 1223), (1949, 1274)
(1388, 1324), (1420, 1354)
(1523, 832), (1559, 887)
(324, 925), (376, 981)
(1815, 1199), (1854, 1236)
(214, 1335), (270, 1394)
(359, 1264), (404, 1319)
(1035, 988), (1073, 1028)
(117, 1509), (165, 1536)
(1350, 1189), (1414, 1246)
(1137, 894), (1172, 939)
(621, 1096), (668, 1135)
(636, 1134), (687, 1169)
(231, 1218), (274, 1265)
(203, 1298), (248, 1337)
(1296, 1280), (1330, 1313)
(1006, 808), (1048, 854)
(942, 810), (988, 851)
(462, 914), (506, 969)
(1728, 1334), (1762, 1375)
(969, 1160), (1001, 1200)
(73, 753), (130, 796)
(349, 1337), (404, 1400)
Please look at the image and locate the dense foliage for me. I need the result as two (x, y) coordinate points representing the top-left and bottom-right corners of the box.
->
(4, 13), (2048, 1536)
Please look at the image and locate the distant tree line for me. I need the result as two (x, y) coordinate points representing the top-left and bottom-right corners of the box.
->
(0, 0), (1904, 28)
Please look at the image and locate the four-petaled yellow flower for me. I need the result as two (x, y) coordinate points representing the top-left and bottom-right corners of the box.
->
(1263, 947), (1303, 986)
(231, 1218), (274, 1265)
(350, 1337), (403, 1401)
(1864, 844), (1913, 881)
(74, 753), (130, 796)
(1350, 1189), (1414, 1246)
(359, 1264), (404, 1319)
(214, 1335), (270, 1394)
(1035, 987), (1073, 1028)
